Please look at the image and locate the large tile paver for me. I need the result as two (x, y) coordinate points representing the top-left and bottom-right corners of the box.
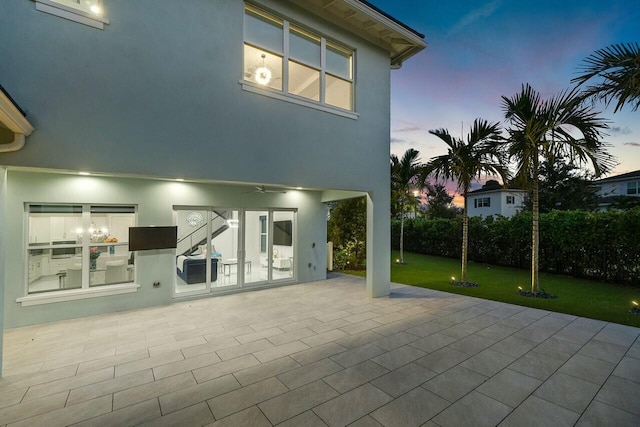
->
(323, 360), (389, 393)
(371, 362), (436, 397)
(477, 368), (542, 408)
(433, 391), (512, 427)
(594, 375), (640, 415)
(313, 383), (392, 427)
(2, 275), (639, 427)
(423, 365), (488, 402)
(258, 380), (338, 424)
(534, 372), (600, 413)
(208, 377), (288, 419)
(576, 401), (640, 427)
(499, 395), (580, 427)
(371, 387), (449, 427)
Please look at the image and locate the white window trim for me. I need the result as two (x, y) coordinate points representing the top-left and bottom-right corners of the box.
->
(17, 283), (140, 306)
(243, 4), (356, 115)
(241, 81), (358, 120)
(33, 0), (110, 30)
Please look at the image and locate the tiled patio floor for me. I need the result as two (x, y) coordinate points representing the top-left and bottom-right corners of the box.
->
(2, 274), (639, 426)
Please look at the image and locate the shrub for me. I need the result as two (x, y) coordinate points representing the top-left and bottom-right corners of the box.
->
(392, 207), (640, 285)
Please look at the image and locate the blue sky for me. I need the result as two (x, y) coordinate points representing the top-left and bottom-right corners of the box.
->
(374, 0), (640, 186)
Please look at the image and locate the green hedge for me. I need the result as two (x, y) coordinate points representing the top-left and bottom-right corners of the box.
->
(392, 208), (640, 285)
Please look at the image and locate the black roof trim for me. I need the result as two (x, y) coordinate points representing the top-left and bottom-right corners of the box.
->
(468, 186), (526, 195)
(594, 169), (640, 183)
(0, 85), (26, 117)
(356, 0), (425, 39)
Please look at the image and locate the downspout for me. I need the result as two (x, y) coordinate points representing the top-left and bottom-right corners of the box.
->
(0, 133), (26, 153)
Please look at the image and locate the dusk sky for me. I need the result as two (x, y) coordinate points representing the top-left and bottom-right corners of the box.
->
(374, 0), (639, 193)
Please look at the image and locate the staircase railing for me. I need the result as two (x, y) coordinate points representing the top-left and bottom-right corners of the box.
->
(177, 210), (229, 256)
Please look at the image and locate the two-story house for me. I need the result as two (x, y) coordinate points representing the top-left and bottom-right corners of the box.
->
(593, 169), (640, 210)
(0, 0), (426, 376)
(466, 181), (527, 218)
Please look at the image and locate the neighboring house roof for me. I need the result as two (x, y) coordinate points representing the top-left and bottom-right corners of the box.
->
(287, 0), (427, 67)
(593, 169), (640, 184)
(467, 187), (527, 195)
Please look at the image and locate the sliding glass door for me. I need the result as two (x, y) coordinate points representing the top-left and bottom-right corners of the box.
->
(174, 207), (295, 297)
(245, 210), (269, 285)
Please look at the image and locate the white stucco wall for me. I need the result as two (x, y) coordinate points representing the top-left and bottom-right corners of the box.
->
(0, 0), (391, 194)
(467, 190), (526, 218)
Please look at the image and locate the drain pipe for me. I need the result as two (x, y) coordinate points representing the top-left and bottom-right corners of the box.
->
(0, 133), (26, 153)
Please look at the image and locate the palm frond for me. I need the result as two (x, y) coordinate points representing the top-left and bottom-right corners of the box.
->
(572, 42), (640, 112)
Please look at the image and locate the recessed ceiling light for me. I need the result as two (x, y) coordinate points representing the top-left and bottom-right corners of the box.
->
(79, 172), (91, 176)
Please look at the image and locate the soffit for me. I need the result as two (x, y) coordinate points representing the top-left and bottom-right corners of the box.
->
(286, 0), (427, 67)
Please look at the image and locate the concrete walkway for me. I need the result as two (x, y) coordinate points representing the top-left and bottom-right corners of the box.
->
(1, 274), (639, 426)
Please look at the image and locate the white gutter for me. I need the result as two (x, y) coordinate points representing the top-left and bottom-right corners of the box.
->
(0, 133), (26, 153)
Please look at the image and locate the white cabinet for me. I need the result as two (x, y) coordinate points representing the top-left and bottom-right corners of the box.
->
(29, 217), (51, 244)
(28, 255), (47, 283)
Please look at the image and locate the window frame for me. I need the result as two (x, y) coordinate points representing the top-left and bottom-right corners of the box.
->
(242, 4), (357, 119)
(19, 203), (138, 305)
(626, 181), (638, 195)
(474, 197), (491, 208)
(506, 195), (515, 205)
(33, 0), (110, 29)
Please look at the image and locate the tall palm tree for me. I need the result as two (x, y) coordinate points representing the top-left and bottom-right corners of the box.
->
(390, 148), (427, 264)
(427, 119), (507, 283)
(502, 83), (615, 294)
(572, 42), (640, 113)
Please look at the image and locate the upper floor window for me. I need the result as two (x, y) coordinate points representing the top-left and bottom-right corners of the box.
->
(474, 197), (491, 208)
(627, 181), (639, 195)
(506, 195), (515, 205)
(34, 0), (109, 29)
(243, 5), (354, 112)
(52, 0), (102, 15)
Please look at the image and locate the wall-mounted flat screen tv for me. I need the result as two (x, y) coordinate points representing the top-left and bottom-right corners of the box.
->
(129, 226), (178, 251)
(273, 220), (292, 246)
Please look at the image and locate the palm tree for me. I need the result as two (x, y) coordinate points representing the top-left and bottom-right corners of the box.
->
(502, 83), (615, 294)
(390, 148), (427, 264)
(571, 42), (640, 112)
(427, 119), (507, 283)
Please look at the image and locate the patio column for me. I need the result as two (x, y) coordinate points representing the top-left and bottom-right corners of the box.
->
(0, 166), (7, 378)
(366, 190), (390, 297)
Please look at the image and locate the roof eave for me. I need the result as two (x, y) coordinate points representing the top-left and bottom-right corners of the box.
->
(0, 86), (34, 136)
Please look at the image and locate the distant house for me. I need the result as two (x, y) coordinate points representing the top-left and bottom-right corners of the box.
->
(593, 169), (640, 210)
(466, 181), (527, 218)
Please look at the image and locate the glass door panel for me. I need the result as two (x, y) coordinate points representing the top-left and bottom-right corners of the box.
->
(175, 208), (209, 295)
(212, 210), (240, 289)
(272, 210), (295, 281)
(244, 210), (269, 285)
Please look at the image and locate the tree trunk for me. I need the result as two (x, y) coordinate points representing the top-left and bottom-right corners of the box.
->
(531, 177), (540, 294)
(461, 191), (468, 282)
(399, 200), (405, 264)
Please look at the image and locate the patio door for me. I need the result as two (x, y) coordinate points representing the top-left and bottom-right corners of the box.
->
(174, 207), (295, 297)
(244, 210), (269, 285)
(174, 208), (240, 297)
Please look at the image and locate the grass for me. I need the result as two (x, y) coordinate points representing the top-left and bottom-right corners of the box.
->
(344, 251), (640, 327)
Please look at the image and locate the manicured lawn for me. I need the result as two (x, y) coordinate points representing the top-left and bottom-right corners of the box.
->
(345, 251), (640, 327)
